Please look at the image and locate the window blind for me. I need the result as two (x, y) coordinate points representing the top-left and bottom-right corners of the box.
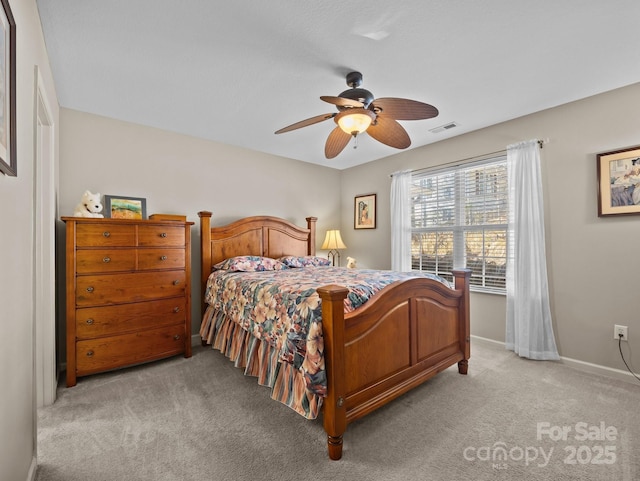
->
(410, 155), (508, 292)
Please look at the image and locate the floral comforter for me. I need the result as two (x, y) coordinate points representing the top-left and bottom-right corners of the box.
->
(202, 266), (448, 406)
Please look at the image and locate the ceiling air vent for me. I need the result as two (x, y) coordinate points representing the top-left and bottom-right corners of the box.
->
(429, 122), (459, 134)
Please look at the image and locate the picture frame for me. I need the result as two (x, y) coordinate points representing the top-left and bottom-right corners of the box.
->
(0, 0), (16, 177)
(354, 193), (376, 229)
(104, 195), (147, 220)
(597, 145), (640, 217)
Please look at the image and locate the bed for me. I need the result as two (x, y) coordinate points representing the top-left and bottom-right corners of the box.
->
(198, 211), (470, 460)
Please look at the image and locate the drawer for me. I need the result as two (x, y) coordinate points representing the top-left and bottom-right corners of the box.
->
(76, 224), (136, 247)
(76, 271), (186, 307)
(75, 298), (187, 339)
(138, 225), (185, 247)
(138, 248), (185, 270)
(76, 249), (136, 273)
(76, 324), (185, 375)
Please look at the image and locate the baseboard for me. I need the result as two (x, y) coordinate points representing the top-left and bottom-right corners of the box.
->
(470, 334), (504, 347)
(27, 456), (37, 481)
(470, 335), (638, 384)
(559, 355), (638, 384)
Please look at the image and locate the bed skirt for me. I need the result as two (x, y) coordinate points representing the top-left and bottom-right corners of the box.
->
(200, 305), (322, 419)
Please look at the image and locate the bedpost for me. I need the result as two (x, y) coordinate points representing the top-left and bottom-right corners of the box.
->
(452, 269), (471, 374)
(198, 211), (212, 315)
(317, 284), (349, 460)
(306, 217), (317, 255)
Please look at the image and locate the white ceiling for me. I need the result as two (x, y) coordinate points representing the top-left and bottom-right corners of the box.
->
(37, 0), (640, 170)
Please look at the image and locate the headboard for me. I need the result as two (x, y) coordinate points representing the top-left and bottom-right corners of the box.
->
(197, 211), (317, 306)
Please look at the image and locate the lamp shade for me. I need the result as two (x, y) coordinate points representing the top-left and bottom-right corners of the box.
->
(321, 230), (347, 250)
(335, 109), (375, 135)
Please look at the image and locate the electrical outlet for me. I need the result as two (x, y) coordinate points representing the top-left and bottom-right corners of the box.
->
(614, 324), (628, 341)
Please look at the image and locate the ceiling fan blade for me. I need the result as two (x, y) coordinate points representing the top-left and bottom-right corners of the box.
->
(325, 127), (352, 159)
(275, 113), (335, 134)
(370, 97), (439, 120)
(320, 96), (364, 108)
(367, 117), (411, 149)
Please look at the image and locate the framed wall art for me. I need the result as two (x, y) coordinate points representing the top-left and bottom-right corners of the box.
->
(104, 195), (147, 219)
(597, 145), (640, 217)
(0, 0), (16, 176)
(354, 193), (376, 229)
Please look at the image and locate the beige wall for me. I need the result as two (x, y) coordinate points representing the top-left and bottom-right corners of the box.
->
(3, 4), (636, 479)
(60, 83), (640, 375)
(59, 82), (640, 377)
(58, 109), (343, 353)
(0, 1), (60, 480)
(341, 81), (640, 371)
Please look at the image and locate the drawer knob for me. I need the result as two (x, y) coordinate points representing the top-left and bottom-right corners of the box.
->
(103, 231), (111, 238)
(173, 307), (180, 313)
(173, 280), (180, 286)
(86, 286), (94, 293)
(160, 232), (167, 238)
(161, 255), (167, 261)
(173, 335), (181, 341)
(103, 256), (111, 263)
(86, 318), (94, 325)
(86, 350), (94, 357)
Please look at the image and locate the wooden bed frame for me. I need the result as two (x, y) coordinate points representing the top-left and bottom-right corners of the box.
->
(198, 211), (470, 460)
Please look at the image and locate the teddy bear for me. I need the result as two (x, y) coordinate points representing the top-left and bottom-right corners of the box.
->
(346, 256), (357, 269)
(73, 190), (104, 218)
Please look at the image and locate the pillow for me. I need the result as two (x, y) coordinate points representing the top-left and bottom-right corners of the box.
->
(278, 255), (332, 268)
(213, 256), (287, 272)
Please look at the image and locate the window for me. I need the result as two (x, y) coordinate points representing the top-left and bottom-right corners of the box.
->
(410, 155), (508, 293)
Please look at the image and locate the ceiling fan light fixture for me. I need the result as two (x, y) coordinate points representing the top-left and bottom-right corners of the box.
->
(335, 109), (375, 135)
(274, 71), (439, 159)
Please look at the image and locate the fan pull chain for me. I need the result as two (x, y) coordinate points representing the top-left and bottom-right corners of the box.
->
(353, 133), (359, 149)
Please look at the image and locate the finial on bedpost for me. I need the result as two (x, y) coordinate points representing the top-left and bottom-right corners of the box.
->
(306, 217), (317, 255)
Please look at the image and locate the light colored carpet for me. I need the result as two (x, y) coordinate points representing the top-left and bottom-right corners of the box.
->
(36, 339), (640, 481)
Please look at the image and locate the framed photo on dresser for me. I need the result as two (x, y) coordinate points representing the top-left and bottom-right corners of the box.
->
(104, 195), (147, 219)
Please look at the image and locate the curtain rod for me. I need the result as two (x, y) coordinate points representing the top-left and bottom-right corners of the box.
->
(390, 138), (547, 178)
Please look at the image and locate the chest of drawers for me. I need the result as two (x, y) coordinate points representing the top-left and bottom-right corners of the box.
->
(62, 216), (193, 386)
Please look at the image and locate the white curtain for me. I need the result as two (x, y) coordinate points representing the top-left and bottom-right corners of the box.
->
(390, 170), (411, 271)
(506, 140), (559, 360)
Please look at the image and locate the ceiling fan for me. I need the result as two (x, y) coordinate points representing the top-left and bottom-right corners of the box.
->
(274, 71), (439, 159)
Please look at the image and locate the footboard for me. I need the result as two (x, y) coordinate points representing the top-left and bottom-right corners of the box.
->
(318, 269), (471, 460)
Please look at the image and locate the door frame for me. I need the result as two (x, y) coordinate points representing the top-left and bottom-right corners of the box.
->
(33, 66), (57, 408)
